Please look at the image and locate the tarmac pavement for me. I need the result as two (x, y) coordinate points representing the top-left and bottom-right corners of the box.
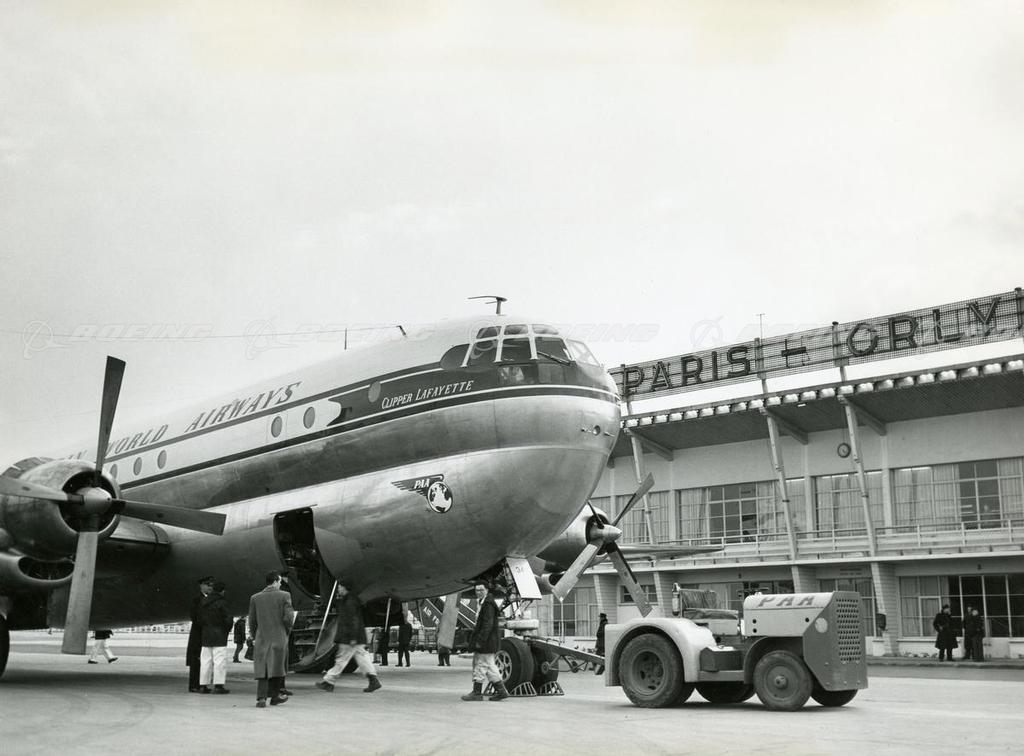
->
(3, 633), (1023, 755)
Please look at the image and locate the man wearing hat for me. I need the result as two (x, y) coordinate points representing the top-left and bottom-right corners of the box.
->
(198, 580), (233, 694)
(249, 571), (296, 708)
(186, 576), (214, 693)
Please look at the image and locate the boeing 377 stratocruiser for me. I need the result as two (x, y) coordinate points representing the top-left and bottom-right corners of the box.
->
(0, 315), (622, 678)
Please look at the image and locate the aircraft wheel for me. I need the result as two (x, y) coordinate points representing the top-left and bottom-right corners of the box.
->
(696, 681), (755, 704)
(811, 685), (858, 707)
(496, 638), (535, 689)
(618, 633), (684, 708)
(753, 650), (812, 711)
(0, 614), (8, 679)
(531, 647), (559, 689)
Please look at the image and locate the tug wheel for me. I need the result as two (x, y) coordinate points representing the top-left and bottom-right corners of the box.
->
(618, 633), (684, 708)
(753, 650), (812, 711)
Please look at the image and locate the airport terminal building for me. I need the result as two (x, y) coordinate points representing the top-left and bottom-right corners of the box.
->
(537, 289), (1024, 659)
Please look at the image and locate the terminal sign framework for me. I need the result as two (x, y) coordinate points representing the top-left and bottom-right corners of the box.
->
(613, 288), (1024, 401)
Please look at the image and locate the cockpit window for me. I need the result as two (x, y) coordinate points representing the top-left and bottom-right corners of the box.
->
(476, 326), (499, 339)
(532, 324), (558, 335)
(440, 344), (468, 370)
(567, 340), (600, 366)
(504, 324), (528, 335)
(467, 340), (497, 366)
(535, 337), (571, 364)
(499, 338), (532, 363)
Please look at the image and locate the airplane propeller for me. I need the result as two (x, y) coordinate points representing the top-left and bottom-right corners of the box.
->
(553, 473), (720, 617)
(0, 356), (226, 654)
(552, 473), (653, 603)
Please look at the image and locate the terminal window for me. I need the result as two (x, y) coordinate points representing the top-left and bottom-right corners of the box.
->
(620, 584), (659, 605)
(550, 586), (598, 637)
(892, 457), (1023, 531)
(899, 574), (1024, 637)
(675, 481), (804, 544)
(814, 471), (883, 537)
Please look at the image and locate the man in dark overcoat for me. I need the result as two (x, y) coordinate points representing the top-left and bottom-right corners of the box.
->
(232, 616), (247, 663)
(396, 615), (413, 667)
(187, 576), (214, 692)
(965, 608), (986, 662)
(932, 604), (957, 661)
(248, 571), (295, 708)
(461, 583), (508, 702)
(198, 581), (234, 693)
(594, 612), (608, 674)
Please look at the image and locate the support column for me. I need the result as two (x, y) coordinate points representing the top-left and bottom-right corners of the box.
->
(871, 562), (899, 656)
(593, 573), (620, 623)
(880, 433), (894, 529)
(627, 431), (657, 543)
(840, 397), (879, 555)
(791, 565), (818, 593)
(762, 411), (799, 560)
(653, 571), (675, 616)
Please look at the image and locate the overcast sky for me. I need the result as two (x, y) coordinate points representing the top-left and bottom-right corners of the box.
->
(1, 1), (1021, 464)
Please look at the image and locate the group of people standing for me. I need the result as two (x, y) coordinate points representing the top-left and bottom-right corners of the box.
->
(184, 574), (519, 707)
(371, 615), (413, 667)
(185, 572), (298, 705)
(933, 604), (987, 662)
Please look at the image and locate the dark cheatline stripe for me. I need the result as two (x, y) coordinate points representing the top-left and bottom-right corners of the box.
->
(105, 360), (442, 463)
(120, 384), (614, 491)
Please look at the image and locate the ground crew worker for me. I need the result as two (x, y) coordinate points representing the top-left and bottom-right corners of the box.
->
(315, 582), (382, 693)
(461, 583), (509, 702)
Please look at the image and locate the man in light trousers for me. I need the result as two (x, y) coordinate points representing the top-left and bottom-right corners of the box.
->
(461, 583), (509, 701)
(316, 582), (382, 693)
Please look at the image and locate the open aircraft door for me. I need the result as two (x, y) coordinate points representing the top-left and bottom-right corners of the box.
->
(272, 508), (342, 673)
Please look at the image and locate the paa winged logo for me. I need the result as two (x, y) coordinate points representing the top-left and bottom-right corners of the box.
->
(392, 474), (454, 514)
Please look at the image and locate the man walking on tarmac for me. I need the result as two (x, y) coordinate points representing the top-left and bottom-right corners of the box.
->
(461, 583), (510, 702)
(315, 582), (382, 694)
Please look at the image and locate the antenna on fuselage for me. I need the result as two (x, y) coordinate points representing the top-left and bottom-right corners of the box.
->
(468, 295), (507, 315)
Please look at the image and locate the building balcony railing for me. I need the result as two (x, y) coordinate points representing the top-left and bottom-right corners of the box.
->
(617, 518), (1024, 565)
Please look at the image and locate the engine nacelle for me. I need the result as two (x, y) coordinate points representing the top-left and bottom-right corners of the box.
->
(535, 505), (610, 573)
(0, 458), (120, 560)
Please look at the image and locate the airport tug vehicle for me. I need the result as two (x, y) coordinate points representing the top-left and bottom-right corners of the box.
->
(604, 591), (867, 710)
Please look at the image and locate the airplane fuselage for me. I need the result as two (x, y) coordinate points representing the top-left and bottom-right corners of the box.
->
(2, 315), (620, 626)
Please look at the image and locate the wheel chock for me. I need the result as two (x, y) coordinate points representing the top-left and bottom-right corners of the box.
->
(538, 681), (564, 696)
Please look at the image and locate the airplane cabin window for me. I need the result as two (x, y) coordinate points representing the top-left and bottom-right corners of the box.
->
(567, 340), (601, 366)
(271, 416), (283, 437)
(110, 464), (118, 479)
(499, 338), (532, 363)
(535, 337), (571, 363)
(467, 340), (496, 366)
(476, 326), (499, 339)
(303, 407), (315, 429)
(133, 458), (142, 475)
(157, 450), (167, 469)
(533, 324), (558, 335)
(504, 324), (528, 335)
(440, 344), (469, 370)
